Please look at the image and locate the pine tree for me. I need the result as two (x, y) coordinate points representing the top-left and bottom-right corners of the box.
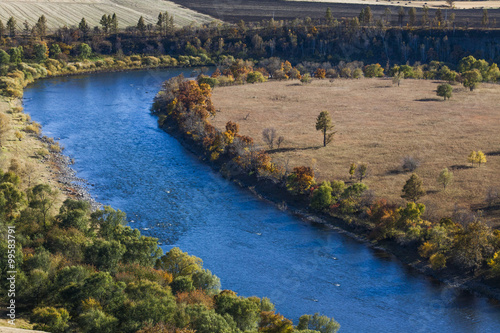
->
(0, 20), (4, 37)
(408, 8), (416, 26)
(482, 9), (489, 27)
(401, 173), (426, 202)
(315, 111), (336, 147)
(100, 14), (110, 34)
(137, 16), (146, 35)
(325, 8), (334, 25)
(36, 15), (47, 38)
(78, 18), (90, 37)
(7, 17), (16, 37)
(111, 13), (118, 34)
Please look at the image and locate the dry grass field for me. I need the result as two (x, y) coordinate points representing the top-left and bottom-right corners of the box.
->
(211, 78), (500, 225)
(0, 0), (216, 30)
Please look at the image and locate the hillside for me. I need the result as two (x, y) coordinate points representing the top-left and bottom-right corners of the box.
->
(211, 78), (500, 226)
(0, 0), (216, 29)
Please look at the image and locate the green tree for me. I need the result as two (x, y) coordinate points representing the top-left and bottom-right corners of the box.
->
(137, 16), (146, 35)
(422, 6), (429, 25)
(8, 46), (23, 64)
(325, 8), (334, 25)
(33, 42), (48, 62)
(349, 163), (357, 180)
(363, 63), (384, 77)
(0, 50), (10, 64)
(0, 20), (4, 37)
(0, 182), (24, 220)
(171, 275), (195, 294)
(6, 17), (16, 37)
(84, 239), (126, 271)
(315, 111), (336, 147)
(436, 83), (452, 100)
(31, 307), (70, 333)
(435, 8), (443, 25)
(27, 184), (56, 229)
(311, 181), (333, 211)
(35, 15), (47, 38)
(78, 309), (118, 333)
(462, 69), (482, 91)
(356, 163), (368, 182)
(215, 292), (260, 331)
(49, 43), (62, 58)
(78, 18), (90, 37)
(398, 7), (405, 26)
(437, 168), (453, 189)
(408, 7), (416, 26)
(401, 173), (426, 202)
(247, 71), (267, 83)
(155, 247), (203, 278)
(482, 9), (489, 27)
(90, 205), (126, 239)
(297, 313), (340, 333)
(192, 268), (221, 294)
(100, 14), (111, 34)
(110, 13), (118, 34)
(77, 43), (92, 59)
(56, 198), (90, 231)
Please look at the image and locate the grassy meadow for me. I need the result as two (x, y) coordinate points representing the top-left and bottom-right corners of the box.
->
(211, 78), (500, 225)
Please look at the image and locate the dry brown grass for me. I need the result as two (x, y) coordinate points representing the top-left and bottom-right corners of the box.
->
(0, 0), (215, 30)
(0, 96), (66, 211)
(211, 78), (500, 225)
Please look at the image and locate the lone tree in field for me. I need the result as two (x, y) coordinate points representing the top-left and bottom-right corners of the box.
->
(402, 173), (426, 202)
(315, 111), (336, 147)
(476, 151), (487, 166)
(463, 69), (482, 91)
(437, 168), (453, 189)
(262, 128), (277, 149)
(437, 83), (452, 100)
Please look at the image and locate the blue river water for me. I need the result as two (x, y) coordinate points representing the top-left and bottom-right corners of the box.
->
(23, 69), (500, 332)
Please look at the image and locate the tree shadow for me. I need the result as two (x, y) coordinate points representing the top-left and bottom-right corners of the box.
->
(487, 150), (500, 156)
(450, 164), (473, 170)
(267, 146), (323, 154)
(426, 189), (439, 195)
(386, 168), (405, 175)
(286, 83), (302, 87)
(414, 98), (442, 102)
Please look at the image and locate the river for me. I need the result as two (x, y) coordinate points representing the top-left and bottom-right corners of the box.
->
(23, 69), (500, 332)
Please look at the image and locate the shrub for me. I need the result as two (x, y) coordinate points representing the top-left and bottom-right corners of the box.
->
(401, 156), (420, 172)
(311, 181), (333, 211)
(429, 253), (447, 270)
(37, 148), (50, 158)
(24, 124), (41, 135)
(436, 83), (452, 100)
(246, 71), (267, 84)
(300, 73), (312, 84)
(49, 143), (62, 153)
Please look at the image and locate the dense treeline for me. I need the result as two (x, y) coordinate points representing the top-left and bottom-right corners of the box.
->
(152, 65), (500, 287)
(2, 9), (500, 70)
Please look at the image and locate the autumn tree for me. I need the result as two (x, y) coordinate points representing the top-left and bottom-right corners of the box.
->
(452, 221), (495, 271)
(468, 151), (477, 167)
(315, 111), (336, 147)
(259, 311), (294, 333)
(401, 173), (426, 202)
(437, 168), (453, 189)
(476, 150), (487, 166)
(437, 83), (452, 100)
(287, 166), (314, 194)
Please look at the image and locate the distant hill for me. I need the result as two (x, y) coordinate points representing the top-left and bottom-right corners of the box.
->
(0, 0), (216, 30)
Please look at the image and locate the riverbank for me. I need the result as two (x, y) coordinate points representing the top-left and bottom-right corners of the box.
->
(154, 76), (500, 304)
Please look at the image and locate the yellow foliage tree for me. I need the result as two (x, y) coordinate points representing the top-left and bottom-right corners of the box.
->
(476, 150), (487, 166)
(467, 151), (477, 167)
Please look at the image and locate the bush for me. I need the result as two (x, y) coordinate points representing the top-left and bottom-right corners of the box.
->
(246, 71), (267, 84)
(311, 181), (333, 211)
(301, 73), (312, 84)
(49, 143), (62, 153)
(24, 124), (41, 135)
(37, 148), (50, 158)
(436, 83), (452, 100)
(401, 156), (420, 172)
